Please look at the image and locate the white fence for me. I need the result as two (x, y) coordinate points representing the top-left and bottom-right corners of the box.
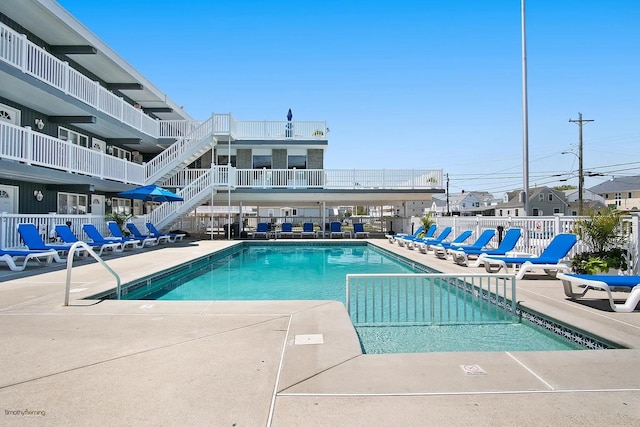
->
(346, 273), (516, 325)
(431, 214), (640, 273)
(0, 213), (109, 250)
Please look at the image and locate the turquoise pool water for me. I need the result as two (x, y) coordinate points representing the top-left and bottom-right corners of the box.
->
(117, 244), (583, 352)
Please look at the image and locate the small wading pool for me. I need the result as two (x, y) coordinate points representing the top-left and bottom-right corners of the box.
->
(93, 243), (607, 353)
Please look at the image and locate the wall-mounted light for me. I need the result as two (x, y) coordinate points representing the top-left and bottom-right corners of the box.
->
(106, 198), (112, 206)
(33, 190), (44, 202)
(34, 118), (45, 130)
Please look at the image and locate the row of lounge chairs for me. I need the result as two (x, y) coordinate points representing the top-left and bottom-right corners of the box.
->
(253, 222), (370, 239)
(1, 222), (184, 272)
(388, 225), (639, 312)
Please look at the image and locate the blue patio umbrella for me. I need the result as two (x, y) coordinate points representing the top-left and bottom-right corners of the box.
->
(117, 184), (183, 202)
(287, 108), (293, 121)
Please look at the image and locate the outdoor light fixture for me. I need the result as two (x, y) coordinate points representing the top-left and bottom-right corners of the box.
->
(33, 190), (44, 202)
(34, 118), (45, 130)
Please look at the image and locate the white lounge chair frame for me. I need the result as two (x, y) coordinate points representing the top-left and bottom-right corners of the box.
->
(557, 272), (640, 313)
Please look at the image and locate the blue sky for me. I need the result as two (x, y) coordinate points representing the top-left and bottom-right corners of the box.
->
(58, 0), (639, 196)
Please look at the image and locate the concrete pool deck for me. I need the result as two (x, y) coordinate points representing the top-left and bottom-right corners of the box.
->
(0, 238), (639, 426)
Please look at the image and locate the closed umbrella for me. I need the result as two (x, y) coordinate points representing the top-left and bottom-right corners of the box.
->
(286, 108), (293, 137)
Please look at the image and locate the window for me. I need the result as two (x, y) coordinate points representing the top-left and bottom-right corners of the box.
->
(499, 209), (503, 216)
(111, 197), (132, 215)
(628, 192), (632, 198)
(217, 155), (237, 167)
(288, 155), (307, 169)
(532, 208), (539, 216)
(515, 209), (519, 216)
(548, 193), (553, 202)
(615, 193), (622, 206)
(110, 146), (131, 161)
(553, 208), (560, 214)
(58, 127), (89, 148)
(539, 193), (544, 201)
(253, 155), (272, 169)
(57, 192), (87, 215)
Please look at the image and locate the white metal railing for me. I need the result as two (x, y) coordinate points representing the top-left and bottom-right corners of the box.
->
(234, 121), (327, 140)
(149, 170), (214, 229)
(145, 115), (216, 183)
(0, 122), (145, 184)
(346, 273), (516, 325)
(0, 22), (160, 138)
(1, 22), (330, 143)
(233, 168), (442, 189)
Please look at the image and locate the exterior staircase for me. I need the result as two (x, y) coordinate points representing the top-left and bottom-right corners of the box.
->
(145, 116), (217, 185)
(148, 170), (215, 231)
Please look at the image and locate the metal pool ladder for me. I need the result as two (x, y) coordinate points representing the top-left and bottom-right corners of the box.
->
(64, 241), (121, 306)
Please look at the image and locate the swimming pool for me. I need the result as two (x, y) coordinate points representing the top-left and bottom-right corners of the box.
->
(103, 243), (602, 352)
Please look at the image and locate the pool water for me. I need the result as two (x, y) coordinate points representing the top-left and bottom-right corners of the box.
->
(356, 323), (583, 353)
(130, 245), (416, 301)
(118, 244), (584, 352)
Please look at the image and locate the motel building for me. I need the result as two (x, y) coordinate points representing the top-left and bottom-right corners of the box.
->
(0, 0), (442, 247)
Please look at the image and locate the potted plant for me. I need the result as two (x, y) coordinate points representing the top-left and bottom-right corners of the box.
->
(570, 208), (629, 274)
(105, 211), (133, 237)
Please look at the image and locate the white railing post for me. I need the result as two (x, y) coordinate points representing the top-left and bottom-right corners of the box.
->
(19, 34), (27, 72)
(24, 126), (33, 165)
(63, 61), (70, 94)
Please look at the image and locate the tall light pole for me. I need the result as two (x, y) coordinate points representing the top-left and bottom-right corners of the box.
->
(569, 112), (594, 216)
(521, 0), (530, 216)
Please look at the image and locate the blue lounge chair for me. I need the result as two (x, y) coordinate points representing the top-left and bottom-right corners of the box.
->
(253, 222), (270, 239)
(396, 225), (432, 247)
(556, 272), (640, 313)
(330, 221), (345, 238)
(479, 233), (578, 279)
(145, 222), (185, 242)
(433, 228), (495, 259)
(386, 225), (425, 243)
(17, 223), (82, 259)
(0, 248), (59, 271)
(353, 223), (370, 239)
(83, 224), (142, 251)
(108, 221), (155, 247)
(450, 228), (523, 266)
(429, 229), (476, 257)
(411, 227), (452, 251)
(127, 223), (169, 244)
(55, 224), (122, 255)
(278, 222), (295, 238)
(300, 222), (316, 238)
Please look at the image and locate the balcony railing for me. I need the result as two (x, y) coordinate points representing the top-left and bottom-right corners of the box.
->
(174, 166), (442, 190)
(1, 22), (328, 142)
(0, 122), (145, 185)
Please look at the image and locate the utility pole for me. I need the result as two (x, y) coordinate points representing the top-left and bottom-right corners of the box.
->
(569, 112), (594, 216)
(446, 173), (450, 216)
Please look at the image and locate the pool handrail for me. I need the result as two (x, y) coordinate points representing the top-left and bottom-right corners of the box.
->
(64, 241), (121, 306)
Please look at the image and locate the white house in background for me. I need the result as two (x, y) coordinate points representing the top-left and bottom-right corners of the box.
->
(589, 176), (640, 211)
(429, 191), (496, 216)
(563, 188), (605, 204)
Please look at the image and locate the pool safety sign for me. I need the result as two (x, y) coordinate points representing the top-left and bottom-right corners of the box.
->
(461, 364), (487, 375)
